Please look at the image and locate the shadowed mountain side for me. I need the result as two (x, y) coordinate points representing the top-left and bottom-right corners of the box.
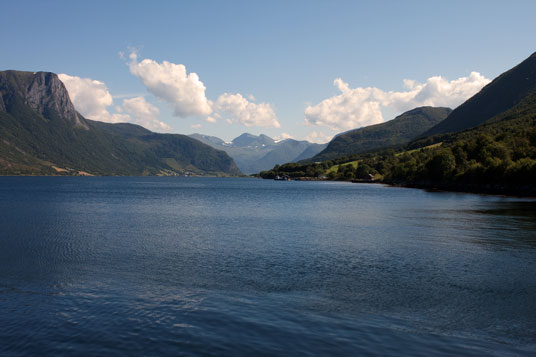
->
(190, 133), (326, 174)
(292, 142), (328, 162)
(308, 106), (451, 162)
(423, 52), (536, 136)
(248, 139), (326, 174)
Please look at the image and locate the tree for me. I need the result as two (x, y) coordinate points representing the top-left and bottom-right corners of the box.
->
(425, 150), (456, 181)
(355, 163), (372, 179)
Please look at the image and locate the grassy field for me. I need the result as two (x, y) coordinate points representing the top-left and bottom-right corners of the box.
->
(326, 160), (360, 174)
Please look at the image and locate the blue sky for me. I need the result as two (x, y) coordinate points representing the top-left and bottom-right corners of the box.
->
(2, 0), (535, 142)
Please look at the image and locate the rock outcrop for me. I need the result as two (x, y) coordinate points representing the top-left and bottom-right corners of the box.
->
(26, 72), (87, 129)
(0, 70), (87, 129)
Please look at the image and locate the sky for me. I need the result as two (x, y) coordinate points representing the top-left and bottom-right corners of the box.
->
(1, 0), (535, 143)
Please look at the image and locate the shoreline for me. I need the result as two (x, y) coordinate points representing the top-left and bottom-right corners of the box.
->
(291, 177), (536, 198)
(376, 181), (536, 199)
(3, 174), (535, 198)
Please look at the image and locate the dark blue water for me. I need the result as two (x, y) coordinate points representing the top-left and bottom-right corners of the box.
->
(1, 177), (535, 356)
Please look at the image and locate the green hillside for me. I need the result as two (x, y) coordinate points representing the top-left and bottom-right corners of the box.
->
(260, 96), (536, 195)
(354, 94), (536, 193)
(309, 106), (451, 162)
(259, 53), (536, 195)
(0, 70), (241, 176)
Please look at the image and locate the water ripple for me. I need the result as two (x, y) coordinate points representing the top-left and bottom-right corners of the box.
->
(1, 177), (535, 355)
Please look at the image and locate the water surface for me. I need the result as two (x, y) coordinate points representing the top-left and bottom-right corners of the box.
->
(1, 177), (535, 355)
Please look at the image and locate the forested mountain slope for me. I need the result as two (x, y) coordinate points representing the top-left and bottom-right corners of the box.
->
(0, 70), (240, 176)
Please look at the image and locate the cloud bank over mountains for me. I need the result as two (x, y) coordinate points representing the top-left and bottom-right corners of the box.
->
(58, 74), (170, 131)
(60, 51), (281, 132)
(304, 73), (490, 131)
(122, 96), (170, 131)
(59, 51), (490, 140)
(127, 51), (280, 128)
(214, 93), (280, 128)
(58, 74), (129, 124)
(128, 52), (212, 118)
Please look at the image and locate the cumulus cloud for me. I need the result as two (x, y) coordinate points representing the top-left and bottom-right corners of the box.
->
(122, 97), (170, 132)
(214, 93), (280, 128)
(305, 72), (490, 131)
(59, 73), (130, 123)
(128, 51), (212, 118)
(274, 132), (294, 141)
(305, 131), (332, 144)
(126, 51), (281, 128)
(60, 73), (174, 131)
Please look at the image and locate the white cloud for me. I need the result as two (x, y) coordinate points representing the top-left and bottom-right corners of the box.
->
(60, 73), (174, 131)
(122, 97), (170, 132)
(214, 93), (280, 128)
(59, 73), (130, 123)
(305, 131), (332, 144)
(128, 51), (212, 118)
(190, 123), (202, 129)
(274, 132), (294, 141)
(304, 72), (490, 131)
(397, 72), (490, 110)
(126, 51), (282, 129)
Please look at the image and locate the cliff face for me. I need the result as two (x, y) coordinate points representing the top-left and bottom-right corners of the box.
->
(0, 70), (87, 129)
(27, 72), (87, 129)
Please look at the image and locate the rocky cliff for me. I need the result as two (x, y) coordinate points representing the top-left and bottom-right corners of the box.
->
(0, 70), (87, 128)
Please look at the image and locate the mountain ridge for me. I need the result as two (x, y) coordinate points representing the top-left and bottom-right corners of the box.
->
(0, 70), (241, 176)
(308, 106), (451, 162)
(423, 52), (536, 136)
(189, 132), (326, 174)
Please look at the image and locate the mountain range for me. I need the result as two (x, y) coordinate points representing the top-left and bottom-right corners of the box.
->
(0, 70), (241, 176)
(2, 51), (534, 184)
(189, 133), (326, 174)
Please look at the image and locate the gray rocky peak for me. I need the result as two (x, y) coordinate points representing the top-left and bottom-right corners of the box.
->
(26, 72), (88, 129)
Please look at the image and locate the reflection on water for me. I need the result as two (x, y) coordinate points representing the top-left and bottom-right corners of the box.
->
(472, 200), (536, 222)
(461, 201), (536, 249)
(0, 177), (535, 355)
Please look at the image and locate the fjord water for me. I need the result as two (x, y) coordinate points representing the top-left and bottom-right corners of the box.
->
(1, 178), (535, 356)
